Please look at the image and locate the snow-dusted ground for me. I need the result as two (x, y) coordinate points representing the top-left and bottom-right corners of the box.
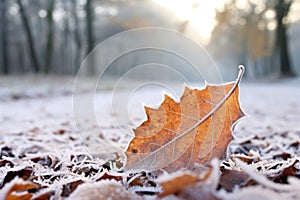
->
(0, 76), (300, 155)
(1, 75), (300, 199)
(0, 77), (300, 159)
(237, 78), (300, 136)
(1, 76), (300, 133)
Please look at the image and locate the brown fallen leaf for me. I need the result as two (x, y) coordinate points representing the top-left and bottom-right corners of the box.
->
(158, 173), (199, 197)
(4, 180), (40, 200)
(269, 159), (299, 184)
(218, 168), (252, 192)
(125, 66), (245, 172)
(1, 167), (33, 189)
(158, 159), (220, 199)
(95, 171), (123, 182)
(61, 180), (84, 197)
(31, 190), (55, 200)
(0, 159), (14, 167)
(127, 172), (156, 188)
(1, 146), (15, 158)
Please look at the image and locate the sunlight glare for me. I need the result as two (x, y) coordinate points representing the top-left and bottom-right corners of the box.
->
(153, 0), (224, 43)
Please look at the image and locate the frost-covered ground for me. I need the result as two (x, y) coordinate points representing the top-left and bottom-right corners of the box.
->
(1, 76), (299, 141)
(0, 75), (300, 199)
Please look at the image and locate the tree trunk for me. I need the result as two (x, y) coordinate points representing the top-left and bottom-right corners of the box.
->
(1, 0), (9, 74)
(85, 0), (95, 75)
(17, 0), (40, 73)
(63, 3), (70, 74)
(71, 0), (82, 74)
(44, 0), (55, 73)
(277, 23), (292, 75)
(275, 0), (294, 76)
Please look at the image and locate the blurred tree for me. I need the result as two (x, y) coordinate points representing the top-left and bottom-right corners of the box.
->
(1, 0), (183, 75)
(1, 0), (9, 74)
(71, 0), (82, 73)
(210, 0), (297, 77)
(45, 0), (55, 73)
(275, 0), (294, 76)
(86, 0), (94, 52)
(61, 0), (71, 74)
(85, 0), (95, 74)
(17, 0), (41, 72)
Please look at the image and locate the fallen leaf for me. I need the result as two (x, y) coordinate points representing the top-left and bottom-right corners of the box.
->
(53, 129), (66, 135)
(218, 168), (251, 192)
(158, 159), (220, 199)
(125, 66), (245, 172)
(158, 173), (199, 197)
(29, 155), (58, 168)
(0, 159), (14, 167)
(31, 190), (55, 200)
(231, 153), (261, 164)
(61, 180), (84, 197)
(95, 171), (123, 182)
(1, 167), (33, 188)
(127, 172), (156, 188)
(1, 146), (15, 158)
(269, 159), (299, 184)
(4, 180), (40, 200)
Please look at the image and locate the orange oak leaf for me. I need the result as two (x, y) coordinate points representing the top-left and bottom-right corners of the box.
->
(125, 66), (245, 172)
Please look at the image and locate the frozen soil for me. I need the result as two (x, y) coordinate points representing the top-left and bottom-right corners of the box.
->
(0, 76), (300, 199)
